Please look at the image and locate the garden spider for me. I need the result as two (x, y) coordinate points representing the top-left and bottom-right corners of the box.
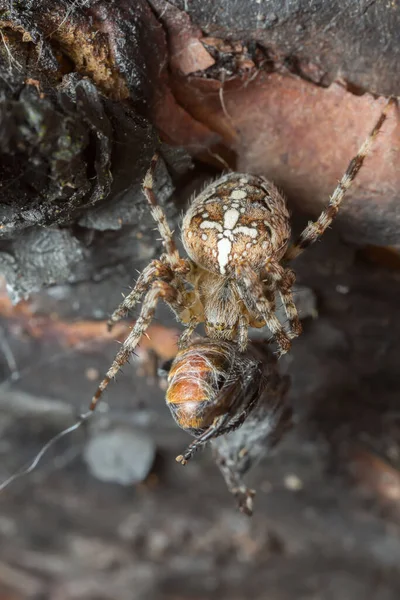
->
(89, 97), (394, 414)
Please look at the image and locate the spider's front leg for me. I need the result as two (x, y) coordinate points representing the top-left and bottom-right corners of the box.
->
(108, 152), (192, 331)
(284, 97), (395, 262)
(235, 264), (292, 356)
(90, 279), (186, 412)
(107, 259), (174, 331)
(264, 260), (302, 340)
(177, 316), (201, 349)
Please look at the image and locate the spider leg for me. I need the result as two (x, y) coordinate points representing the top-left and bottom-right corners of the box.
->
(90, 280), (184, 412)
(237, 314), (249, 353)
(177, 316), (201, 349)
(284, 97), (395, 261)
(264, 260), (302, 339)
(107, 259), (173, 331)
(235, 264), (291, 355)
(143, 153), (186, 270)
(108, 153), (192, 330)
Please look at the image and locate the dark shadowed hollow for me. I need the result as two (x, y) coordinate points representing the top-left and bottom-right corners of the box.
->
(0, 1), (400, 599)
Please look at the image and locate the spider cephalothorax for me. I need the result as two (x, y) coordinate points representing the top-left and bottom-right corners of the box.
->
(87, 97), (393, 415)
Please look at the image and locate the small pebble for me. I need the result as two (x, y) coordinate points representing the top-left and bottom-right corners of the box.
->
(85, 367), (99, 381)
(336, 284), (350, 294)
(284, 474), (303, 491)
(84, 428), (155, 485)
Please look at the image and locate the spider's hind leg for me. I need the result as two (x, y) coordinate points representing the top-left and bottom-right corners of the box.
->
(264, 261), (302, 340)
(235, 264), (292, 356)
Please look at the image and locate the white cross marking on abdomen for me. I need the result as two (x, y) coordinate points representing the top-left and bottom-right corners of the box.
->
(200, 221), (223, 232)
(199, 211), (259, 274)
(223, 208), (240, 230)
(217, 238), (232, 274)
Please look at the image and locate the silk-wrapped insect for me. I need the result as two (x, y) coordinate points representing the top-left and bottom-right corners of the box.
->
(160, 337), (292, 514)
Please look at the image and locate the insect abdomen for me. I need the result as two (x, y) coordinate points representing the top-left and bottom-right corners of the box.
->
(166, 342), (231, 433)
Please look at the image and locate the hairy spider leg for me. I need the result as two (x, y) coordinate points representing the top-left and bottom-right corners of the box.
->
(107, 259), (173, 331)
(142, 152), (181, 266)
(235, 263), (292, 355)
(90, 281), (184, 412)
(264, 260), (302, 339)
(108, 154), (191, 331)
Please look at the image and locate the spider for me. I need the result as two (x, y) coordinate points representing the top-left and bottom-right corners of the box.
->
(88, 97), (393, 415)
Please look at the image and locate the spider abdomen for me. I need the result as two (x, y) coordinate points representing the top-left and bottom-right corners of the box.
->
(182, 172), (291, 275)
